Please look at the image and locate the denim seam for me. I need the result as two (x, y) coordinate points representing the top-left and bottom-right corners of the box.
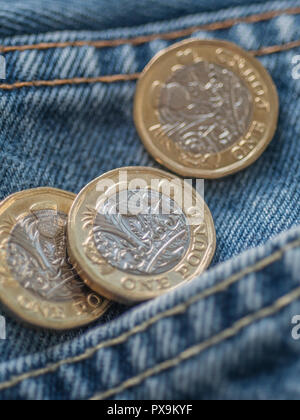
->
(1, 7), (299, 54)
(91, 279), (300, 400)
(0, 40), (300, 91)
(0, 237), (299, 395)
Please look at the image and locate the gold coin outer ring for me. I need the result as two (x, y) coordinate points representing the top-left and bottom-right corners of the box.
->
(134, 39), (279, 179)
(67, 167), (216, 305)
(0, 188), (111, 330)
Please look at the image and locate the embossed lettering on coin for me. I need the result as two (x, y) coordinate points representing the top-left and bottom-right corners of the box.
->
(93, 190), (191, 276)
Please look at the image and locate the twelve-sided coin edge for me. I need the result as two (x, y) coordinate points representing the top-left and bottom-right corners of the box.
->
(0, 188), (111, 330)
(67, 167), (216, 305)
(134, 39), (279, 178)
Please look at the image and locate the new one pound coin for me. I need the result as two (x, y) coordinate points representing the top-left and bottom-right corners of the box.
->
(0, 188), (111, 330)
(134, 39), (279, 178)
(68, 167), (216, 304)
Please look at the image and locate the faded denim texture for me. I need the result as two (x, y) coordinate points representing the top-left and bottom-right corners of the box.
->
(0, 0), (299, 400)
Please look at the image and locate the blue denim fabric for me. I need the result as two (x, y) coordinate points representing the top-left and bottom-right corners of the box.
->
(0, 0), (299, 400)
(0, 0), (290, 36)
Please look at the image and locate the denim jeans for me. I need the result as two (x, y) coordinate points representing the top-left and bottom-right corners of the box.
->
(0, 0), (299, 400)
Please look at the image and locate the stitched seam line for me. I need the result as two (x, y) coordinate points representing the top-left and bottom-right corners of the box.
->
(0, 7), (300, 54)
(0, 237), (299, 394)
(92, 280), (300, 400)
(0, 73), (141, 90)
(0, 40), (300, 91)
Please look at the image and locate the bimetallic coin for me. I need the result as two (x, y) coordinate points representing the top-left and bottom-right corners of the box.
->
(0, 188), (111, 330)
(134, 39), (279, 178)
(68, 167), (216, 304)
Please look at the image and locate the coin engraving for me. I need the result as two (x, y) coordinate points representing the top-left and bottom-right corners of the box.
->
(17, 294), (66, 320)
(0, 189), (111, 329)
(68, 168), (216, 304)
(158, 61), (253, 155)
(91, 190), (191, 276)
(134, 40), (279, 178)
(7, 210), (85, 302)
(121, 276), (171, 291)
(231, 120), (266, 160)
(176, 222), (209, 279)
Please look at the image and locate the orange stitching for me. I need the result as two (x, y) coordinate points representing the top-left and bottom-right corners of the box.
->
(0, 7), (300, 54)
(0, 41), (299, 91)
(253, 39), (300, 56)
(0, 73), (140, 90)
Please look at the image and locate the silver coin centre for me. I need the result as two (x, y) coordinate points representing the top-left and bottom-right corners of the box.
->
(93, 190), (191, 276)
(7, 210), (86, 302)
(159, 61), (253, 154)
